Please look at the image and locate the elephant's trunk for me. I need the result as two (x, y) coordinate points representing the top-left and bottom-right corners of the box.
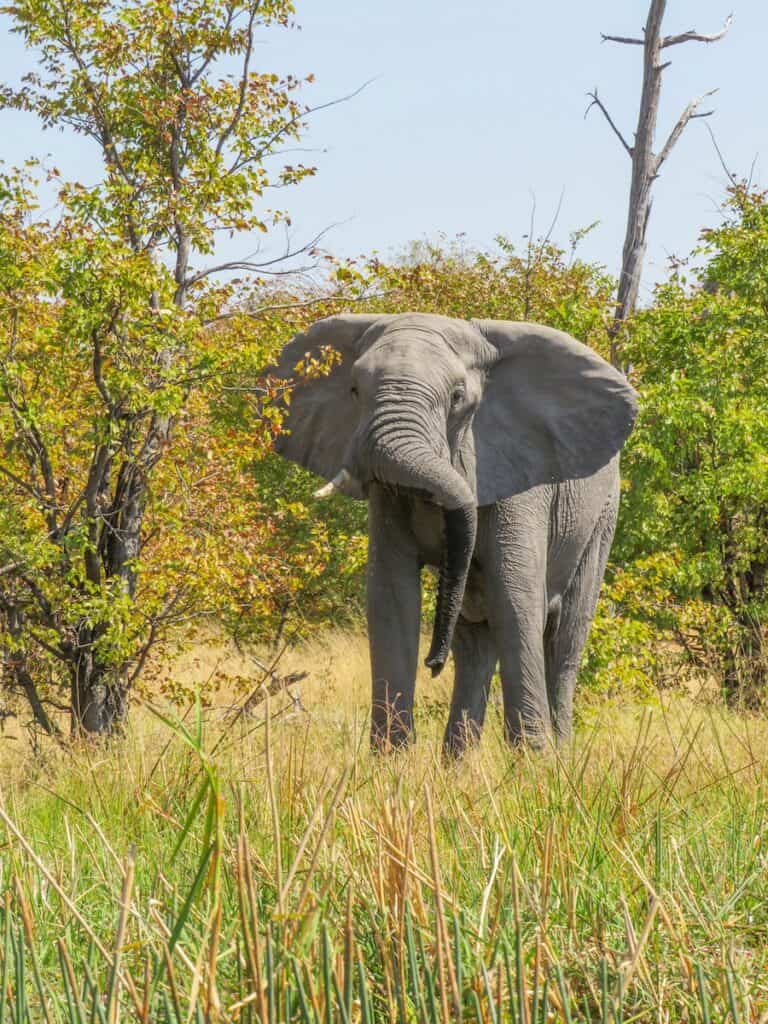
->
(426, 502), (477, 676)
(364, 433), (477, 676)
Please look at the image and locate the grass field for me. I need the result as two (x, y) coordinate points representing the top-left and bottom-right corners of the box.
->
(1, 630), (767, 1022)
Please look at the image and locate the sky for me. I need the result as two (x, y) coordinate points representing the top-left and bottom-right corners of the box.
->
(1, 1), (764, 302)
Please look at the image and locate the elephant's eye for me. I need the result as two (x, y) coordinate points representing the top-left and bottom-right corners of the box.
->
(451, 385), (465, 406)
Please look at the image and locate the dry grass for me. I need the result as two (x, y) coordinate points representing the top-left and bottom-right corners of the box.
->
(1, 630), (767, 1021)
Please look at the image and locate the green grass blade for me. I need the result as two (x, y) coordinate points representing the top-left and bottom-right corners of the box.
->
(725, 964), (741, 1024)
(291, 959), (314, 1024)
(0, 898), (11, 1024)
(167, 841), (214, 953)
(554, 964), (573, 1024)
(356, 956), (372, 1024)
(695, 963), (712, 1024)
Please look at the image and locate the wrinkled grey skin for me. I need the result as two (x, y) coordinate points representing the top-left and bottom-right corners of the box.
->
(272, 313), (637, 755)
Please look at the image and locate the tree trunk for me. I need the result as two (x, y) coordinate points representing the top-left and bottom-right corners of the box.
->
(70, 241), (183, 736)
(70, 632), (128, 737)
(722, 610), (767, 710)
(0, 603), (60, 736)
(608, 0), (666, 364)
(592, 0), (730, 365)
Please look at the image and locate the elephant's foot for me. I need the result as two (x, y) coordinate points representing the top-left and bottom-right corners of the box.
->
(442, 713), (483, 760)
(503, 709), (551, 751)
(370, 700), (415, 753)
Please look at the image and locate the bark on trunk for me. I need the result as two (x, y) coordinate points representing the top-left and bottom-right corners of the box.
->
(71, 657), (128, 736)
(68, 615), (129, 737)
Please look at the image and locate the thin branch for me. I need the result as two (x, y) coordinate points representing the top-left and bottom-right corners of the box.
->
(183, 224), (336, 287)
(0, 464), (46, 504)
(0, 607), (62, 737)
(655, 90), (717, 171)
(125, 590), (187, 686)
(522, 191), (538, 321)
(58, 5), (142, 249)
(585, 90), (633, 157)
(202, 290), (389, 326)
(662, 13), (733, 48)
(92, 329), (116, 413)
(215, 3), (258, 156)
(230, 80), (375, 175)
(2, 355), (60, 534)
(704, 122), (739, 187)
(16, 572), (55, 619)
(57, 489), (89, 540)
(746, 153), (759, 192)
(542, 186), (565, 250)
(601, 33), (644, 45)
(186, 0), (237, 87)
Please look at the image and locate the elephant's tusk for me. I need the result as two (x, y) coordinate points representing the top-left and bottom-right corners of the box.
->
(313, 479), (339, 499)
(313, 468), (361, 500)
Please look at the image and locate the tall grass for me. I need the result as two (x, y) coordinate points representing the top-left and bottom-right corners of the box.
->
(0, 631), (767, 1021)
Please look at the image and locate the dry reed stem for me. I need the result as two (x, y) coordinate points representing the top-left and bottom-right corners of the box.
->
(291, 768), (350, 924)
(277, 772), (333, 904)
(107, 847), (136, 1024)
(234, 793), (266, 1020)
(622, 895), (660, 991)
(425, 784), (461, 1022)
(511, 858), (530, 1024)
(162, 943), (184, 1020)
(264, 698), (284, 913)
(58, 938), (88, 1021)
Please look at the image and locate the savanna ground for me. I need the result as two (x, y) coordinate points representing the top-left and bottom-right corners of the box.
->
(1, 630), (767, 1023)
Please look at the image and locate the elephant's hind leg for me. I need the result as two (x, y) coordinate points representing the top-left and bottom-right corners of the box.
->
(545, 498), (618, 744)
(443, 617), (497, 758)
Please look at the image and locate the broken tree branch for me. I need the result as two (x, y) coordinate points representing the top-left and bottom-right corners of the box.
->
(662, 13), (733, 48)
(655, 90), (718, 171)
(601, 33), (644, 46)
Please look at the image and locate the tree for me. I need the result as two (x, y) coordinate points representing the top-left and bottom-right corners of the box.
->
(587, 0), (731, 364)
(0, 0), (324, 735)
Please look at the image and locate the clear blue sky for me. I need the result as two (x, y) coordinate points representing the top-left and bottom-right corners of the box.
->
(1, 1), (763, 301)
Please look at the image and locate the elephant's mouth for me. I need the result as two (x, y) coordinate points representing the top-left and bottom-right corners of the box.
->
(313, 469), (439, 507)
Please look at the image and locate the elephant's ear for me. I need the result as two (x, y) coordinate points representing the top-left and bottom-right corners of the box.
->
(470, 320), (638, 506)
(270, 314), (390, 484)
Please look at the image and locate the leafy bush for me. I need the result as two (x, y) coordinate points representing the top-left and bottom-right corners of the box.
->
(616, 187), (768, 703)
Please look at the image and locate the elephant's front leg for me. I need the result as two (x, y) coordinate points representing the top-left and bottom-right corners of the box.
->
(367, 486), (421, 751)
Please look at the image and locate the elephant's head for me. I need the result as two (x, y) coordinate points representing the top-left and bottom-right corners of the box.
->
(271, 313), (637, 675)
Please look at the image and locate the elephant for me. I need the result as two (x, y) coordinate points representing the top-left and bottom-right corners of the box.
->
(270, 313), (637, 755)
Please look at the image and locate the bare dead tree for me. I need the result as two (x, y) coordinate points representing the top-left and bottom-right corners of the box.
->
(587, 1), (732, 364)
